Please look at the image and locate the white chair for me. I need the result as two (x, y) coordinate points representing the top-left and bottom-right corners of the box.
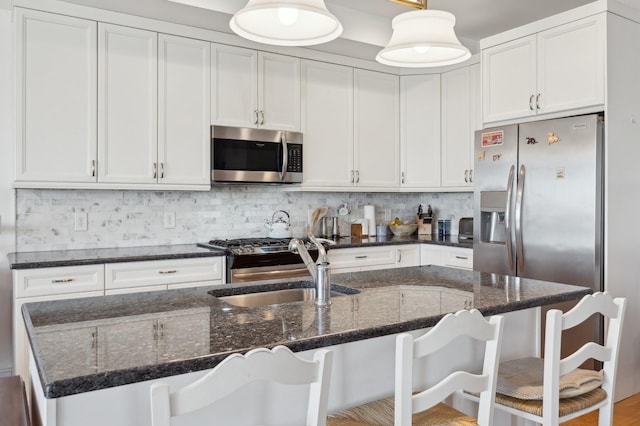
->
(328, 309), (504, 426)
(492, 292), (626, 426)
(150, 345), (333, 426)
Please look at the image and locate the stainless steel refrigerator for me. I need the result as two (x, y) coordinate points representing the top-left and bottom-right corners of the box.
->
(473, 113), (604, 358)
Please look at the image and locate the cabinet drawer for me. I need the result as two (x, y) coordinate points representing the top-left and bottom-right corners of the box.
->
(14, 265), (104, 298)
(328, 246), (396, 270)
(105, 257), (222, 290)
(442, 248), (473, 270)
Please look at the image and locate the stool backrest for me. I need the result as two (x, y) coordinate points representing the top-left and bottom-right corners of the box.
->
(542, 292), (626, 422)
(150, 345), (333, 426)
(395, 309), (504, 426)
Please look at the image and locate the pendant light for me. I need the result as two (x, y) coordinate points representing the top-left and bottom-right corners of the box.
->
(377, 0), (470, 68)
(230, 0), (343, 46)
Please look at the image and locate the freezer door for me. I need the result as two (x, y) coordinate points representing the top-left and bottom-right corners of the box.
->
(516, 114), (603, 289)
(473, 125), (518, 275)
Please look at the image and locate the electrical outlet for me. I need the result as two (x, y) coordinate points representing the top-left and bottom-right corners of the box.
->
(74, 212), (88, 231)
(384, 208), (392, 222)
(164, 212), (176, 229)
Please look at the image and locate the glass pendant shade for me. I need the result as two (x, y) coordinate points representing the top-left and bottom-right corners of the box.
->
(376, 10), (471, 68)
(230, 0), (343, 46)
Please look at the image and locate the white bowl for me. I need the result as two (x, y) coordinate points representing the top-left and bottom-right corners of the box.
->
(389, 224), (418, 237)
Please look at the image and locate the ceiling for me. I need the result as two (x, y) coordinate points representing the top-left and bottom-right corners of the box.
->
(60, 0), (604, 60)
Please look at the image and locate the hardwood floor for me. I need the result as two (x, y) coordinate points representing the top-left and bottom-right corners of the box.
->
(562, 393), (640, 425)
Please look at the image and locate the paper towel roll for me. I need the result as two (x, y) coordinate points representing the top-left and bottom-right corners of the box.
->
(364, 205), (376, 236)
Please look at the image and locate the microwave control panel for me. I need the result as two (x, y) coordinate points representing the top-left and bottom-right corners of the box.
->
(287, 144), (303, 173)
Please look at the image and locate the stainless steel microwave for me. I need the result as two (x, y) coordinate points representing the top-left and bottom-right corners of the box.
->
(211, 126), (303, 184)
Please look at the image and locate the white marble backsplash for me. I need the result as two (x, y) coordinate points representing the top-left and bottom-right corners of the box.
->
(16, 187), (473, 251)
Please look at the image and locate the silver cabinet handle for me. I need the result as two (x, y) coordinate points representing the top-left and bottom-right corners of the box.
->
(455, 256), (468, 260)
(354, 255), (368, 259)
(401, 172), (405, 184)
(355, 170), (360, 183)
(515, 165), (526, 273)
(158, 270), (177, 274)
(259, 110), (265, 125)
(397, 251), (402, 263)
(350, 170), (354, 183)
(536, 94), (541, 110)
(91, 331), (97, 349)
(253, 110), (259, 125)
(505, 165), (516, 273)
(153, 163), (157, 179)
(51, 278), (74, 283)
(464, 170), (469, 183)
(469, 169), (473, 183)
(91, 160), (96, 177)
(529, 95), (535, 111)
(160, 163), (165, 179)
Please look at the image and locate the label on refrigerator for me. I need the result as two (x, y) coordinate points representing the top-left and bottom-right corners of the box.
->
(481, 130), (504, 147)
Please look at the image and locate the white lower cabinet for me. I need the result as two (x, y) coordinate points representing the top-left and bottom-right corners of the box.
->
(328, 244), (420, 274)
(420, 245), (473, 270)
(12, 257), (224, 387)
(104, 257), (224, 294)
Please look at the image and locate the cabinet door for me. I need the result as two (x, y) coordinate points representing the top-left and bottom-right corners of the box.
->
(98, 23), (157, 183)
(441, 66), (475, 188)
(258, 52), (301, 131)
(158, 311), (210, 361)
(39, 327), (97, 376)
(537, 15), (605, 114)
(98, 319), (158, 370)
(400, 74), (441, 189)
(301, 60), (354, 188)
(158, 34), (211, 187)
(354, 69), (399, 188)
(396, 245), (420, 268)
(15, 9), (97, 183)
(211, 44), (258, 128)
(482, 35), (537, 124)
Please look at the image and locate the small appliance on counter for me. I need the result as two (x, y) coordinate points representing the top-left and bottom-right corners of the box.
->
(458, 217), (473, 240)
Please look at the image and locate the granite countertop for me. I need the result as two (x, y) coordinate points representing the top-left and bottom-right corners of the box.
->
(7, 244), (227, 270)
(7, 236), (471, 270)
(22, 265), (590, 399)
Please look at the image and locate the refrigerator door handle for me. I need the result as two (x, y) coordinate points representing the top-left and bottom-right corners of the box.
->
(505, 165), (516, 273)
(515, 165), (526, 272)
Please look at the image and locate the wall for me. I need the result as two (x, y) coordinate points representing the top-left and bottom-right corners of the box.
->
(15, 188), (473, 251)
(0, 7), (16, 377)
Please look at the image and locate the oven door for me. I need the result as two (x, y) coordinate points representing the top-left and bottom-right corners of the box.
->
(230, 264), (312, 283)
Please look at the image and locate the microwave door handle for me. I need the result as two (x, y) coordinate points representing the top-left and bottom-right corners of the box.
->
(279, 134), (288, 181)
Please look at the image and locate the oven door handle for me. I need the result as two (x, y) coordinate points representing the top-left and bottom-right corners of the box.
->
(279, 133), (288, 181)
(231, 266), (311, 283)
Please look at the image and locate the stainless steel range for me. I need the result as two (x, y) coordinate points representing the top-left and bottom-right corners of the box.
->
(198, 238), (318, 283)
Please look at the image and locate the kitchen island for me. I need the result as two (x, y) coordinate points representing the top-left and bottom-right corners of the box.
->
(23, 265), (590, 426)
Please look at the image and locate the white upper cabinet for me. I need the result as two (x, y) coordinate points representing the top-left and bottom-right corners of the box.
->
(158, 34), (211, 187)
(15, 9), (97, 183)
(482, 14), (605, 124)
(354, 69), (400, 189)
(98, 23), (158, 184)
(400, 74), (441, 190)
(301, 60), (354, 188)
(441, 64), (479, 188)
(211, 45), (300, 131)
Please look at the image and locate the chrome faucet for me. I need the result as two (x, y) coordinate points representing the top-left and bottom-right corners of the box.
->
(288, 235), (335, 306)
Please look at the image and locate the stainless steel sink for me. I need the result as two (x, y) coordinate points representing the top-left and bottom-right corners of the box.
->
(211, 283), (358, 308)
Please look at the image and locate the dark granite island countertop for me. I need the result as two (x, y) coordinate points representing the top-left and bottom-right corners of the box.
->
(23, 265), (590, 400)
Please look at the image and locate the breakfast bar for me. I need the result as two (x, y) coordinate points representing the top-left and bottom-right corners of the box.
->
(22, 265), (590, 426)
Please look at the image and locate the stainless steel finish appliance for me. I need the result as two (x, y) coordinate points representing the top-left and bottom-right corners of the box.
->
(211, 126), (303, 184)
(473, 113), (604, 360)
(198, 238), (318, 283)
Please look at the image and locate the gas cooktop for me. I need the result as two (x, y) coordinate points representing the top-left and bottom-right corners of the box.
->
(198, 237), (313, 255)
